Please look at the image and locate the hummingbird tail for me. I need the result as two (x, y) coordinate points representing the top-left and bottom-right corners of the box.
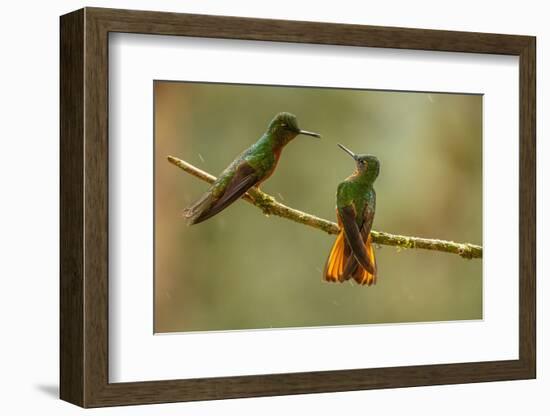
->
(181, 192), (214, 225)
(323, 231), (377, 286)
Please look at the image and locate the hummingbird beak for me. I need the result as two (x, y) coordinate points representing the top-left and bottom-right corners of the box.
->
(298, 129), (321, 138)
(337, 143), (358, 160)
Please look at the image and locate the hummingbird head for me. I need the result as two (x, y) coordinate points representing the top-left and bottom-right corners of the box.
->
(267, 112), (321, 145)
(338, 143), (380, 182)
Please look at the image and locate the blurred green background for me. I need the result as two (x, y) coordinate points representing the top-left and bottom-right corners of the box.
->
(154, 81), (482, 333)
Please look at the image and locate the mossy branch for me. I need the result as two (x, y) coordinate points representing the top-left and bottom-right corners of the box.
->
(167, 155), (482, 260)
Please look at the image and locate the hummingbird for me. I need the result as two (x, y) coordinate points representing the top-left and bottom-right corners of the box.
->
(324, 143), (380, 285)
(182, 112), (321, 225)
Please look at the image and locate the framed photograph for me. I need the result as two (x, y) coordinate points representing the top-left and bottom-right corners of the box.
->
(60, 7), (536, 407)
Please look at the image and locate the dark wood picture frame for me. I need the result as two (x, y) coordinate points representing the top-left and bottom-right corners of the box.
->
(60, 7), (536, 408)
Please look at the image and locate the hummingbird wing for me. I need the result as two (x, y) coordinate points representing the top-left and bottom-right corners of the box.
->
(189, 161), (258, 225)
(347, 232), (377, 286)
(340, 204), (377, 285)
(356, 234), (377, 285)
(338, 204), (376, 276)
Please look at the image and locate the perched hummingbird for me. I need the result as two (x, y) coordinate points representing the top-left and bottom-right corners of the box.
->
(324, 144), (380, 285)
(183, 112), (321, 225)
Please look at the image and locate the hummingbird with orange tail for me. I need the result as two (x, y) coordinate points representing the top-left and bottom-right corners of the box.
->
(324, 144), (380, 285)
(183, 112), (321, 225)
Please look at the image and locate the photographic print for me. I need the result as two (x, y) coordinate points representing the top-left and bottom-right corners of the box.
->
(154, 81), (482, 333)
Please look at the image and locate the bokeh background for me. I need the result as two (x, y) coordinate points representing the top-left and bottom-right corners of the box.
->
(154, 81), (482, 333)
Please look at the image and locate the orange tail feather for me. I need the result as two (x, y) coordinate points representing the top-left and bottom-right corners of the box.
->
(324, 232), (377, 286)
(324, 231), (346, 282)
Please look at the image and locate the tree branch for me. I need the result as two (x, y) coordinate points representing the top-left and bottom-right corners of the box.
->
(167, 155), (482, 259)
